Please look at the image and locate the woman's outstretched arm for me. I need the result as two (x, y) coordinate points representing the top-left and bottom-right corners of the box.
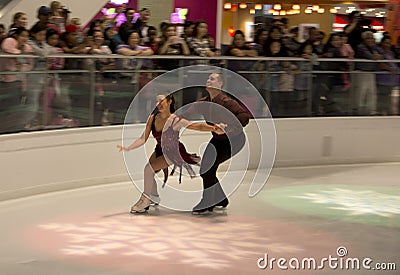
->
(117, 115), (155, 151)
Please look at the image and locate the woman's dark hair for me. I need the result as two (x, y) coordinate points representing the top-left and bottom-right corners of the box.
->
(184, 20), (194, 29)
(152, 93), (176, 115)
(323, 32), (341, 53)
(165, 93), (175, 113)
(254, 28), (267, 44)
(125, 30), (139, 44)
(160, 22), (174, 42)
(7, 26), (27, 38)
(380, 35), (392, 44)
(46, 27), (59, 40)
(124, 8), (134, 16)
(30, 24), (46, 37)
(231, 30), (245, 45)
(147, 25), (157, 35)
(192, 19), (207, 39)
(87, 19), (102, 36)
(159, 21), (168, 33)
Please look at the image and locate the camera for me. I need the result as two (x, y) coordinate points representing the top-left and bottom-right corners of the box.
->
(357, 14), (371, 27)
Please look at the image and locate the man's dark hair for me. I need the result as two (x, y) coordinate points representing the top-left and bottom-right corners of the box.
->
(184, 21), (194, 28)
(124, 8), (134, 16)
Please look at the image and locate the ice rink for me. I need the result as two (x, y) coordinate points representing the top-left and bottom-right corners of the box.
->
(0, 162), (399, 275)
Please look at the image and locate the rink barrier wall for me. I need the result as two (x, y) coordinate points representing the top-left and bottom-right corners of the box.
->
(1, 117), (400, 201)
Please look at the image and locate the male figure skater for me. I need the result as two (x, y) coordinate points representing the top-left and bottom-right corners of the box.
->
(189, 72), (250, 213)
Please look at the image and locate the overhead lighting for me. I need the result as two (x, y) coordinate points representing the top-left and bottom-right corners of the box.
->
(224, 3), (232, 9)
(228, 26), (235, 37)
(280, 10), (286, 15)
(318, 8), (325, 13)
(250, 8), (255, 14)
(330, 8), (337, 14)
(273, 11), (279, 15)
(312, 5), (319, 11)
(239, 3), (247, 9)
(292, 4), (300, 10)
(268, 8), (275, 14)
(273, 4), (281, 10)
(305, 9), (312, 14)
(255, 4), (263, 10)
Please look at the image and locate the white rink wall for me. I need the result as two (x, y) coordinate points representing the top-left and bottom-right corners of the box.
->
(1, 117), (400, 201)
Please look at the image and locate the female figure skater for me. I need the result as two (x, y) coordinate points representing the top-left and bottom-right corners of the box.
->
(118, 93), (225, 213)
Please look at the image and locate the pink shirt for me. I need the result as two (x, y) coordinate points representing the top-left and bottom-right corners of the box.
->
(1, 37), (34, 82)
(340, 43), (354, 58)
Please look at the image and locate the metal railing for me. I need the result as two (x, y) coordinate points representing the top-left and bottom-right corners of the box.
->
(1, 54), (399, 134)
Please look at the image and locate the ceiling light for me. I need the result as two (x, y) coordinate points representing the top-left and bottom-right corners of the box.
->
(292, 4), (300, 10)
(224, 3), (232, 9)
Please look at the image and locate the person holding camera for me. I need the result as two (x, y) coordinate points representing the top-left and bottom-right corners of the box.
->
(158, 23), (190, 70)
(344, 10), (374, 52)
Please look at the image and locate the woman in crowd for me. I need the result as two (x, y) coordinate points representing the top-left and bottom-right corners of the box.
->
(252, 28), (268, 56)
(9, 12), (28, 30)
(25, 24), (50, 128)
(264, 25), (285, 56)
(49, 1), (66, 33)
(158, 23), (190, 70)
(117, 93), (225, 213)
(225, 30), (257, 75)
(115, 30), (153, 123)
(376, 36), (399, 115)
(45, 28), (65, 124)
(103, 26), (121, 54)
(320, 32), (350, 114)
(187, 20), (216, 59)
(181, 20), (195, 42)
(0, 27), (33, 132)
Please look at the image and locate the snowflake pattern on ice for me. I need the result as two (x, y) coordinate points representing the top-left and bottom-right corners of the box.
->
(293, 188), (400, 217)
(38, 214), (303, 270)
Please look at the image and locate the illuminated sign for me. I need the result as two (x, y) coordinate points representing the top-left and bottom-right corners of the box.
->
(170, 8), (188, 23)
(101, 8), (140, 26)
(109, 0), (129, 4)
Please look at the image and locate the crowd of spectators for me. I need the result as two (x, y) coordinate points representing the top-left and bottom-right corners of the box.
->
(0, 2), (400, 132)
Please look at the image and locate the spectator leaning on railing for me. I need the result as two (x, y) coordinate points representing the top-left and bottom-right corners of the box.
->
(115, 30), (154, 123)
(353, 31), (383, 115)
(0, 26), (33, 132)
(25, 24), (52, 128)
(376, 35), (399, 115)
(187, 20), (217, 60)
(45, 27), (65, 124)
(158, 23), (190, 70)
